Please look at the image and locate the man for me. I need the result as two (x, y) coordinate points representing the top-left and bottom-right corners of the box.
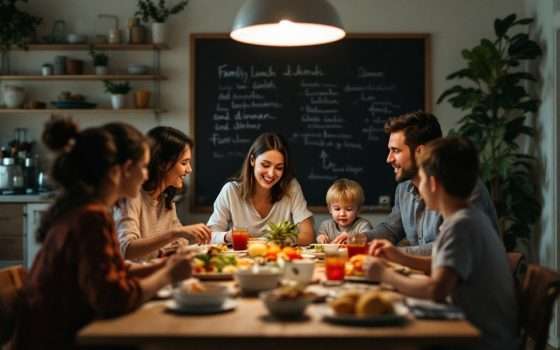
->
(366, 111), (498, 255)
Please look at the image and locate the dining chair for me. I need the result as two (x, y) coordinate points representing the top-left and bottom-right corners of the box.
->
(0, 265), (26, 348)
(507, 252), (527, 299)
(519, 264), (560, 350)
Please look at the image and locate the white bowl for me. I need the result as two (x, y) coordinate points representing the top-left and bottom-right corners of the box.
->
(260, 290), (313, 319)
(67, 33), (86, 44)
(127, 64), (149, 75)
(173, 283), (230, 308)
(235, 268), (282, 294)
(283, 259), (315, 284)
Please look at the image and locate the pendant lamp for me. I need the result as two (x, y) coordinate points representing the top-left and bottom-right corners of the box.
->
(230, 0), (345, 47)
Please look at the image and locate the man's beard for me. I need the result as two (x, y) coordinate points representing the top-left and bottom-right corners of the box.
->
(395, 152), (418, 183)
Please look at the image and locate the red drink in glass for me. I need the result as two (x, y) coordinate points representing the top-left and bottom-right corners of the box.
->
(346, 244), (367, 258)
(325, 256), (346, 281)
(232, 228), (249, 250)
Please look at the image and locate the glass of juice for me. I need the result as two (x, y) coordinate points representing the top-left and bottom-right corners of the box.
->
(231, 227), (249, 250)
(346, 232), (368, 258)
(325, 248), (346, 282)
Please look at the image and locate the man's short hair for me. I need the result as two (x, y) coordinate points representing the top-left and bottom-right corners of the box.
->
(326, 178), (365, 208)
(417, 137), (479, 199)
(384, 111), (443, 151)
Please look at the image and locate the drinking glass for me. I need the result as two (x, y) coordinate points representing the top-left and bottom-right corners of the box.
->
(325, 248), (346, 282)
(231, 227), (249, 251)
(346, 232), (368, 258)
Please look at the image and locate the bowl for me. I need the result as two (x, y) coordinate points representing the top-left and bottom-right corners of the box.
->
(234, 267), (282, 294)
(283, 259), (315, 284)
(127, 64), (149, 75)
(173, 282), (230, 308)
(260, 289), (313, 319)
(66, 33), (87, 44)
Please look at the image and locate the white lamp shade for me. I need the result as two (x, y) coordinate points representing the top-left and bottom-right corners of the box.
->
(231, 0), (346, 47)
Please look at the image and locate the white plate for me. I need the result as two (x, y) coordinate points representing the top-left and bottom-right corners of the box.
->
(319, 303), (409, 326)
(165, 299), (238, 314)
(156, 285), (173, 299)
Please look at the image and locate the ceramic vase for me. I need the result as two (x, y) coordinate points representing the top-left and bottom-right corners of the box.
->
(111, 94), (126, 109)
(152, 22), (166, 44)
(3, 85), (25, 108)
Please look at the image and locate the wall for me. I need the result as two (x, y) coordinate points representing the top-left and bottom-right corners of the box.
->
(0, 0), (524, 228)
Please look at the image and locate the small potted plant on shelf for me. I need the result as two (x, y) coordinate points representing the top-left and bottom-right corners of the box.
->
(135, 0), (190, 44)
(103, 80), (131, 110)
(89, 46), (109, 75)
(263, 221), (299, 248)
(0, 0), (42, 74)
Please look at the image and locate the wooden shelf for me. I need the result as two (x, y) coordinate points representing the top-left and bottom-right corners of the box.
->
(0, 108), (167, 114)
(0, 75), (167, 81)
(19, 43), (169, 51)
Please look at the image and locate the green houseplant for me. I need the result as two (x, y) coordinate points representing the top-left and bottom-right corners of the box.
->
(135, 0), (189, 44)
(263, 221), (299, 247)
(89, 45), (109, 75)
(437, 13), (542, 250)
(104, 80), (131, 110)
(0, 0), (42, 73)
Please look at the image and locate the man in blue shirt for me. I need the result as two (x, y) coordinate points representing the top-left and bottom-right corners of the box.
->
(366, 111), (498, 255)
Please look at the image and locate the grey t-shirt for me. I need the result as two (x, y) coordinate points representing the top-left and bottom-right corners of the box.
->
(367, 179), (498, 255)
(208, 179), (313, 243)
(317, 217), (373, 242)
(433, 207), (518, 350)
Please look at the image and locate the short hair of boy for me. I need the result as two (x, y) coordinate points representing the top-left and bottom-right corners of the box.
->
(417, 137), (479, 199)
(326, 178), (365, 208)
(384, 111), (443, 151)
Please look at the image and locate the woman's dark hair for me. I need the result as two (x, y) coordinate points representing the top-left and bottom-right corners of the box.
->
(236, 132), (293, 203)
(417, 137), (479, 199)
(37, 117), (148, 243)
(142, 126), (193, 209)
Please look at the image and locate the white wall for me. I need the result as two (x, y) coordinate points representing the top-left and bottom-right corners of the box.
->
(0, 0), (523, 227)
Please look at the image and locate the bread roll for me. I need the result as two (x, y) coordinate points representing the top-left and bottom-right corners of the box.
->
(355, 291), (394, 316)
(330, 297), (356, 315)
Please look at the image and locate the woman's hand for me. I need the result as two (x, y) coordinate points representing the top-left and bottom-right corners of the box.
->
(332, 232), (349, 244)
(368, 239), (402, 261)
(165, 253), (192, 284)
(316, 234), (330, 244)
(175, 223), (212, 244)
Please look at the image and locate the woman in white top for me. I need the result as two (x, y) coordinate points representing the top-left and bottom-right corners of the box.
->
(208, 132), (314, 245)
(115, 127), (211, 260)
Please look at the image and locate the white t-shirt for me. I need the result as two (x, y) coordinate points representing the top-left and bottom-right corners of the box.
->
(433, 207), (519, 350)
(208, 179), (313, 243)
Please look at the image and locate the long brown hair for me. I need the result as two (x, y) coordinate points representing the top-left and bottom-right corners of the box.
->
(236, 132), (293, 203)
(37, 118), (148, 243)
(142, 126), (193, 209)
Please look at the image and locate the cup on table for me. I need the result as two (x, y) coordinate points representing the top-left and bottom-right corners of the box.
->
(231, 227), (249, 251)
(325, 247), (346, 283)
(284, 259), (315, 284)
(346, 233), (368, 258)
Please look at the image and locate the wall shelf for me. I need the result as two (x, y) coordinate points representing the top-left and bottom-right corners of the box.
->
(0, 75), (167, 81)
(0, 108), (167, 114)
(18, 43), (169, 51)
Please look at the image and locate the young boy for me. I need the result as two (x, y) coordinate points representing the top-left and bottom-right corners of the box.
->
(366, 137), (518, 350)
(316, 178), (372, 244)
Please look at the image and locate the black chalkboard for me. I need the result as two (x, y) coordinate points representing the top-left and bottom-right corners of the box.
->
(190, 34), (431, 212)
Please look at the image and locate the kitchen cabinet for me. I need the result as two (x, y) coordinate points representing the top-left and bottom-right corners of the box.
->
(0, 43), (169, 116)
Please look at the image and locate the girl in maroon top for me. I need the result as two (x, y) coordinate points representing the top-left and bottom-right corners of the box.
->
(11, 119), (192, 349)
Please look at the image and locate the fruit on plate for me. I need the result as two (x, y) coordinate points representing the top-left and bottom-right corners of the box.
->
(345, 254), (367, 276)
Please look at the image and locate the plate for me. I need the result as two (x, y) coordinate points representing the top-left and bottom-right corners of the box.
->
(192, 272), (234, 281)
(51, 101), (97, 109)
(344, 275), (376, 284)
(156, 285), (173, 299)
(320, 304), (409, 326)
(165, 299), (238, 314)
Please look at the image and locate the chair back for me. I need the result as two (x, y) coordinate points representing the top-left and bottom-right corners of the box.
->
(0, 265), (25, 347)
(519, 264), (560, 350)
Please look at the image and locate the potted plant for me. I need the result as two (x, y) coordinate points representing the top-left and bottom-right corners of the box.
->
(103, 80), (131, 110)
(263, 221), (299, 248)
(0, 0), (42, 74)
(135, 0), (189, 44)
(89, 46), (109, 75)
(437, 13), (542, 251)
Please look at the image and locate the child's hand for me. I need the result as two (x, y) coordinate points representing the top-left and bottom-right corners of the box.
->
(316, 234), (330, 244)
(368, 239), (401, 261)
(332, 232), (349, 244)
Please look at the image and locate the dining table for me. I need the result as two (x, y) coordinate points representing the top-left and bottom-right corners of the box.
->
(78, 254), (480, 350)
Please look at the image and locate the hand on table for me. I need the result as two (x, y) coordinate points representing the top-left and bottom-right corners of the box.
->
(332, 232), (349, 244)
(364, 256), (386, 282)
(176, 223), (212, 244)
(316, 234), (330, 244)
(368, 239), (402, 261)
(166, 252), (193, 284)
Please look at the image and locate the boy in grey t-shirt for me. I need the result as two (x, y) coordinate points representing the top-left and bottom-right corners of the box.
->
(316, 178), (372, 244)
(366, 137), (518, 350)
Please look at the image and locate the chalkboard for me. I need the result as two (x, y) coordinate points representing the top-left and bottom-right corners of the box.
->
(190, 33), (431, 212)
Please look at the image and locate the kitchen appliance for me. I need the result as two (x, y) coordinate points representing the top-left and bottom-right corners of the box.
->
(0, 157), (24, 194)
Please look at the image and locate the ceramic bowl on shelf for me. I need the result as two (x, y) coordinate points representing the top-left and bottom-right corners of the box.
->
(127, 64), (149, 75)
(66, 33), (87, 44)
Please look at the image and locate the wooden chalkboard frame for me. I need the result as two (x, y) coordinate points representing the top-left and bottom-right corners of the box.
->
(189, 33), (432, 213)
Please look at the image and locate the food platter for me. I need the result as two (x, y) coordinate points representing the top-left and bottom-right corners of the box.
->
(319, 304), (409, 326)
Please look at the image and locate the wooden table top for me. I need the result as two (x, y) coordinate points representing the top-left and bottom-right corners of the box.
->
(78, 284), (479, 350)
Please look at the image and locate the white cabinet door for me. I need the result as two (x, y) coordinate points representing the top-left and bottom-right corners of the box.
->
(25, 203), (49, 268)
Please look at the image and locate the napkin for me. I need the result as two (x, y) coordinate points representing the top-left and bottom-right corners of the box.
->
(405, 297), (465, 320)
